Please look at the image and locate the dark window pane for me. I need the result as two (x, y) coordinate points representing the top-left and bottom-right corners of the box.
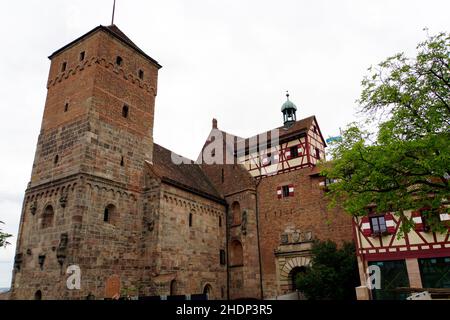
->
(290, 146), (299, 158)
(369, 260), (410, 300)
(282, 186), (290, 198)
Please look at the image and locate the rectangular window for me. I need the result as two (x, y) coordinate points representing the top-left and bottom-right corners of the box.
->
(61, 62), (67, 72)
(315, 148), (321, 160)
(189, 213), (193, 227)
(370, 216), (387, 234)
(220, 250), (226, 265)
(279, 185), (294, 198)
(282, 186), (290, 198)
(80, 51), (85, 61)
(290, 146), (299, 158)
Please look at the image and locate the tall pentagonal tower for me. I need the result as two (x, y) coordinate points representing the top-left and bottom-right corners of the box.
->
(11, 25), (161, 299)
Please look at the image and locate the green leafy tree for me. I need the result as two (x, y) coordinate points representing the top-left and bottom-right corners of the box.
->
(0, 221), (12, 248)
(321, 32), (450, 235)
(295, 241), (359, 300)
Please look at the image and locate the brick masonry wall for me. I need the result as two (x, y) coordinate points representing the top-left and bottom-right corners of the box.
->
(154, 183), (227, 300)
(225, 190), (262, 299)
(257, 168), (353, 298)
(11, 28), (160, 300)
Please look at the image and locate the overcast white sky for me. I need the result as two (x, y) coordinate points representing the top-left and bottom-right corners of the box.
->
(0, 0), (449, 288)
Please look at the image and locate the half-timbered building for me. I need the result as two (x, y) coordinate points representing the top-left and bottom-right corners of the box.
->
(354, 207), (450, 300)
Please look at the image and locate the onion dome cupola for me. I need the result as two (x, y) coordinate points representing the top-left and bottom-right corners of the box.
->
(281, 91), (297, 126)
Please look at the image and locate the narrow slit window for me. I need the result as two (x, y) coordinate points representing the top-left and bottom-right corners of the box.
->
(138, 69), (144, 80)
(120, 156), (124, 167)
(189, 213), (193, 227)
(80, 51), (85, 61)
(116, 56), (123, 66)
(54, 155), (59, 165)
(104, 208), (109, 222)
(122, 105), (129, 118)
(64, 103), (69, 112)
(61, 62), (67, 72)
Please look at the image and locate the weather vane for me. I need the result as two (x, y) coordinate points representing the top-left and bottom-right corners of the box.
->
(111, 0), (117, 25)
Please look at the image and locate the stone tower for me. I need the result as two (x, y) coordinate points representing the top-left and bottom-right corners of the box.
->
(11, 25), (161, 299)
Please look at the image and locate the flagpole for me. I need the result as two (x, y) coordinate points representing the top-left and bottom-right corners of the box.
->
(111, 0), (116, 25)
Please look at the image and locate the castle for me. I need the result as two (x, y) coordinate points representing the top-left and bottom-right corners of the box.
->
(10, 24), (352, 300)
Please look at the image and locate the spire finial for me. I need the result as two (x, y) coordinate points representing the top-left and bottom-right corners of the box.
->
(111, 0), (117, 25)
(286, 90), (290, 100)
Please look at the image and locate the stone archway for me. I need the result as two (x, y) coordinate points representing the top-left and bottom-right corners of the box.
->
(278, 256), (311, 294)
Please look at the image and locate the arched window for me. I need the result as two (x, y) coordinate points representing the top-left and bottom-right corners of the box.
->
(104, 204), (117, 224)
(232, 202), (241, 226)
(170, 280), (177, 296)
(42, 205), (54, 229)
(34, 290), (42, 300)
(122, 105), (129, 118)
(230, 240), (243, 266)
(203, 284), (212, 299)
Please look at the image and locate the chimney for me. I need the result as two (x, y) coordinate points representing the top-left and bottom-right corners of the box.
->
(212, 118), (218, 129)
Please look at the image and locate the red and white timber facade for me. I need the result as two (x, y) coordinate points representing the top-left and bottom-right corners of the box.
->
(354, 207), (450, 300)
(237, 116), (326, 179)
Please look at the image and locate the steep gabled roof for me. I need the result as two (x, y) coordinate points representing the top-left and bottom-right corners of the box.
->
(49, 25), (162, 69)
(148, 144), (225, 204)
(234, 115), (327, 153)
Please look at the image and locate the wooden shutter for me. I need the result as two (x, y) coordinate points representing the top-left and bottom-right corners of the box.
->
(288, 184), (294, 197)
(361, 217), (372, 237)
(440, 212), (450, 230)
(411, 211), (424, 232)
(285, 149), (291, 160)
(385, 213), (396, 234)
